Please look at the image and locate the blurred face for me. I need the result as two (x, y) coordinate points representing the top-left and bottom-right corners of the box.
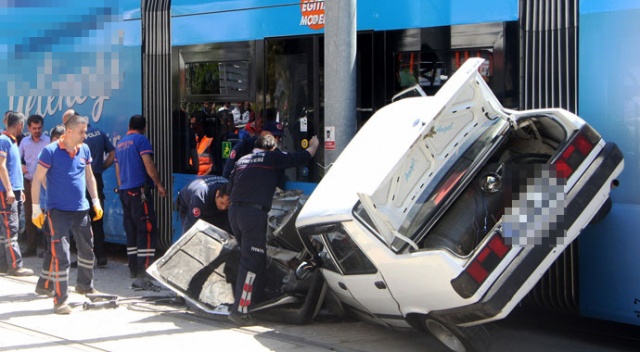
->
(28, 121), (43, 140)
(67, 122), (88, 145)
(215, 191), (230, 211)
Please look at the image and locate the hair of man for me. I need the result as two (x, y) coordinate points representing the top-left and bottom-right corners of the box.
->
(254, 134), (277, 151)
(50, 125), (65, 140)
(7, 112), (26, 128)
(27, 114), (44, 127)
(129, 114), (146, 131)
(216, 183), (229, 198)
(64, 114), (88, 129)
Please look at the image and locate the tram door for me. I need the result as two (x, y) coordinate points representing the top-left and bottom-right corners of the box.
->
(265, 36), (323, 183)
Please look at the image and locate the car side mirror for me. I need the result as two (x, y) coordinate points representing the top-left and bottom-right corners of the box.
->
(295, 261), (316, 280)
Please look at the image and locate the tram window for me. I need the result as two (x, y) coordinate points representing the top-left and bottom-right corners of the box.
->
(185, 60), (249, 96)
(395, 49), (493, 95)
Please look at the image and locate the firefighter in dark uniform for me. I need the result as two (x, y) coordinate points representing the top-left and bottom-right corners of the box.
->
(176, 175), (231, 234)
(222, 121), (287, 190)
(227, 133), (319, 325)
(115, 115), (167, 290)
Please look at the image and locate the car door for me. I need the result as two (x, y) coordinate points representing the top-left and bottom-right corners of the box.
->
(315, 223), (405, 327)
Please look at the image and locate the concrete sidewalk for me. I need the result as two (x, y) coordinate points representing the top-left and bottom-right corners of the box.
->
(0, 254), (439, 352)
(0, 254), (283, 351)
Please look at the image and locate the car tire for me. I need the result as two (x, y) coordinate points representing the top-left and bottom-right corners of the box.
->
(423, 317), (491, 352)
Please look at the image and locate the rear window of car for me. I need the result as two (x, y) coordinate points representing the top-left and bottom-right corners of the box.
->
(354, 118), (509, 254)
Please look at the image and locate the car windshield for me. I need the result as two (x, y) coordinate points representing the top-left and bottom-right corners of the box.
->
(354, 118), (509, 252)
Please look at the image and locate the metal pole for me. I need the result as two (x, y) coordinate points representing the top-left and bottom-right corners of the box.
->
(323, 0), (357, 171)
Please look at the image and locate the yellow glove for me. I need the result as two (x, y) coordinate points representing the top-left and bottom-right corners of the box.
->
(92, 198), (103, 221)
(32, 204), (45, 229)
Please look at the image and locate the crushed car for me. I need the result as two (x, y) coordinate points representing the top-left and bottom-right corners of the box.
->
(149, 58), (623, 352)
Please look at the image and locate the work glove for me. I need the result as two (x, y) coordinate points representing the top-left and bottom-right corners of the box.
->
(92, 198), (103, 221)
(32, 204), (45, 229)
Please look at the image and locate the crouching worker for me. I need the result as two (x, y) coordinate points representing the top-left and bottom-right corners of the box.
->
(31, 115), (103, 314)
(176, 175), (231, 235)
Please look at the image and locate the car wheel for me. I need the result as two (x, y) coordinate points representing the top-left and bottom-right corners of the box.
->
(423, 317), (491, 352)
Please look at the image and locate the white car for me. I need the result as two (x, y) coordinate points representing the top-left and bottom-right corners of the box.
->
(149, 58), (623, 352)
(294, 58), (623, 352)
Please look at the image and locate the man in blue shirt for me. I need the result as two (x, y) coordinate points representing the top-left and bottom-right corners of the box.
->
(19, 114), (50, 257)
(34, 124), (65, 297)
(83, 121), (115, 267)
(115, 115), (166, 290)
(31, 114), (103, 314)
(0, 112), (33, 277)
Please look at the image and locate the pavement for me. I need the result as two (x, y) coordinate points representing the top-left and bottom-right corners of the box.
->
(2, 250), (639, 352)
(0, 251), (444, 352)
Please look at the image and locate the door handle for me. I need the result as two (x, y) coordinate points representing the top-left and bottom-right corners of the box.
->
(338, 282), (347, 290)
(374, 281), (387, 289)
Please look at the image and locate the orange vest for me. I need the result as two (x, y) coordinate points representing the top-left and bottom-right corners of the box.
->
(192, 135), (214, 175)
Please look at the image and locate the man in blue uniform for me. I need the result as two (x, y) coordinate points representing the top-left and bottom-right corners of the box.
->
(227, 133), (318, 325)
(176, 175), (230, 234)
(34, 125), (65, 297)
(0, 112), (33, 277)
(115, 115), (166, 290)
(83, 121), (115, 267)
(31, 115), (103, 314)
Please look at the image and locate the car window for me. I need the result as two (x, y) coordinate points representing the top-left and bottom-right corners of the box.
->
(354, 118), (509, 253)
(324, 226), (377, 275)
(299, 223), (377, 275)
(399, 119), (508, 245)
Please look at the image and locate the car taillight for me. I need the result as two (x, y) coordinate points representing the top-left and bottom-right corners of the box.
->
(451, 234), (511, 298)
(552, 125), (600, 179)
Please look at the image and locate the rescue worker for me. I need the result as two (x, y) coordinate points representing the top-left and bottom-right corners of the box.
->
(83, 120), (115, 267)
(0, 112), (33, 277)
(227, 133), (319, 325)
(221, 121), (285, 182)
(115, 114), (166, 290)
(176, 175), (231, 234)
(31, 115), (103, 314)
(189, 113), (214, 175)
(34, 125), (65, 297)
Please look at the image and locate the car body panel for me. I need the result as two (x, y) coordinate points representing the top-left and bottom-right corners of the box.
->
(296, 58), (624, 328)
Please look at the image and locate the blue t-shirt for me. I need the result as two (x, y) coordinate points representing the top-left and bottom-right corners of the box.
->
(0, 133), (24, 192)
(38, 139), (93, 211)
(115, 131), (153, 190)
(85, 125), (115, 174)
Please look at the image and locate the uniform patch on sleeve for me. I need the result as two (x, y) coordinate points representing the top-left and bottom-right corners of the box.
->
(229, 150), (236, 159)
(192, 207), (201, 218)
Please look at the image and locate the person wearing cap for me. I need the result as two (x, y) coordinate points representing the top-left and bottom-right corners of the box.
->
(226, 132), (319, 326)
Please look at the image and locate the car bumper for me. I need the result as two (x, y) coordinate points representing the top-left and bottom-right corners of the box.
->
(429, 142), (624, 325)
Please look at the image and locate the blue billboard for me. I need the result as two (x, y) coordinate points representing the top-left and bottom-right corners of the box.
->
(0, 1), (142, 244)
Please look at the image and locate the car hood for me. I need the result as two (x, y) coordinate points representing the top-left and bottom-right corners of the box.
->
(297, 58), (507, 245)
